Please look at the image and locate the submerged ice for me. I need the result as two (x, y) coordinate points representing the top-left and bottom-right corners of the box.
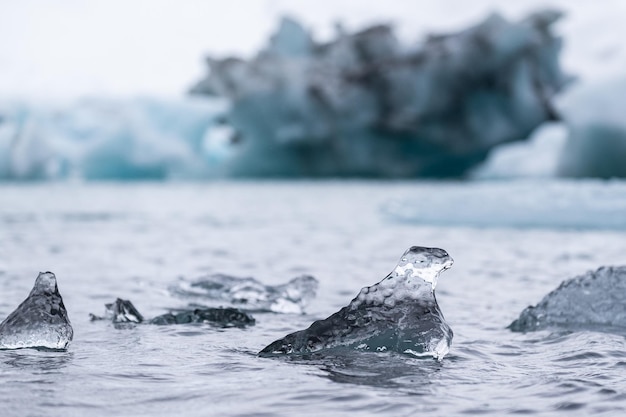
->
(0, 272), (73, 350)
(259, 247), (454, 360)
(510, 266), (626, 332)
(90, 298), (255, 328)
(170, 274), (318, 314)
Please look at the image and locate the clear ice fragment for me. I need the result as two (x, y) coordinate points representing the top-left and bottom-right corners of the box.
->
(0, 272), (73, 350)
(170, 274), (318, 314)
(259, 247), (454, 360)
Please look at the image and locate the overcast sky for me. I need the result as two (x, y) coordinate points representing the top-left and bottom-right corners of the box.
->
(0, 0), (623, 99)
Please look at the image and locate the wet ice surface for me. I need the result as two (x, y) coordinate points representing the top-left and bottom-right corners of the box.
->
(170, 274), (318, 314)
(510, 266), (626, 332)
(0, 272), (73, 350)
(1, 181), (626, 416)
(260, 246), (453, 360)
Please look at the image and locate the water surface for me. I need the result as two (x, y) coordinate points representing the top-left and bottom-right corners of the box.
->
(1, 181), (625, 416)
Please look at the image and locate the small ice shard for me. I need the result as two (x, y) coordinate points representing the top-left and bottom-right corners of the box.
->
(509, 266), (626, 332)
(259, 247), (454, 360)
(149, 308), (255, 328)
(0, 272), (73, 350)
(170, 274), (318, 314)
(90, 299), (255, 328)
(89, 298), (144, 324)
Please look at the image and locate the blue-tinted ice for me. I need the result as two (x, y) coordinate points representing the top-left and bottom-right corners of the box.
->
(170, 274), (318, 314)
(259, 247), (454, 360)
(510, 266), (626, 332)
(91, 298), (255, 328)
(0, 272), (73, 350)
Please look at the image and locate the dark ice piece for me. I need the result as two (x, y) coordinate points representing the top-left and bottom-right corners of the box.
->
(0, 272), (73, 350)
(90, 298), (144, 324)
(260, 246), (454, 360)
(510, 266), (626, 332)
(91, 299), (255, 328)
(149, 308), (255, 328)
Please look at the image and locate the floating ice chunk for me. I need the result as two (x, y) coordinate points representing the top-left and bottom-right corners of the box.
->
(259, 247), (453, 360)
(89, 298), (144, 324)
(509, 266), (626, 332)
(149, 308), (255, 328)
(170, 274), (318, 314)
(90, 298), (255, 328)
(0, 272), (73, 350)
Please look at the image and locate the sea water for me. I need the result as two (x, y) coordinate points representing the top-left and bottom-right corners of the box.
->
(1, 180), (626, 416)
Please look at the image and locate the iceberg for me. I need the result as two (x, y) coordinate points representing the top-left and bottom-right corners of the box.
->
(0, 272), (73, 350)
(90, 298), (255, 328)
(259, 246), (454, 360)
(472, 79), (626, 180)
(0, 97), (229, 180)
(191, 11), (568, 178)
(509, 266), (626, 332)
(169, 274), (318, 314)
(557, 79), (626, 179)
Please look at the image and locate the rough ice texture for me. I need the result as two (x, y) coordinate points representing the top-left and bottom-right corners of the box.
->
(191, 11), (568, 178)
(509, 266), (626, 332)
(259, 246), (454, 360)
(149, 308), (255, 328)
(0, 272), (73, 350)
(90, 298), (255, 328)
(170, 274), (318, 314)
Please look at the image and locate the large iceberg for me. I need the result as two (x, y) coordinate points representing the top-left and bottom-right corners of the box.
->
(0, 97), (230, 180)
(191, 11), (568, 178)
(472, 79), (626, 179)
(557, 79), (626, 178)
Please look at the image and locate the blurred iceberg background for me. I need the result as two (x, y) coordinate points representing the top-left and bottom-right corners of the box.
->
(0, 0), (625, 180)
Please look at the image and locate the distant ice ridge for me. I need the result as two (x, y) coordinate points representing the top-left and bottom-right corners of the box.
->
(0, 97), (230, 180)
(190, 11), (568, 178)
(170, 274), (318, 314)
(0, 272), (73, 350)
(259, 247), (454, 360)
(509, 266), (626, 332)
(384, 180), (626, 230)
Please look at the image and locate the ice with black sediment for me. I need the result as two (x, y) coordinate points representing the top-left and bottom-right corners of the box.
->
(89, 298), (144, 324)
(0, 272), (73, 350)
(509, 266), (626, 332)
(170, 274), (318, 314)
(149, 308), (255, 327)
(90, 298), (255, 328)
(259, 247), (454, 360)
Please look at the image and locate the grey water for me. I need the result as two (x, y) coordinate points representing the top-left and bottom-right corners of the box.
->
(1, 180), (626, 416)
